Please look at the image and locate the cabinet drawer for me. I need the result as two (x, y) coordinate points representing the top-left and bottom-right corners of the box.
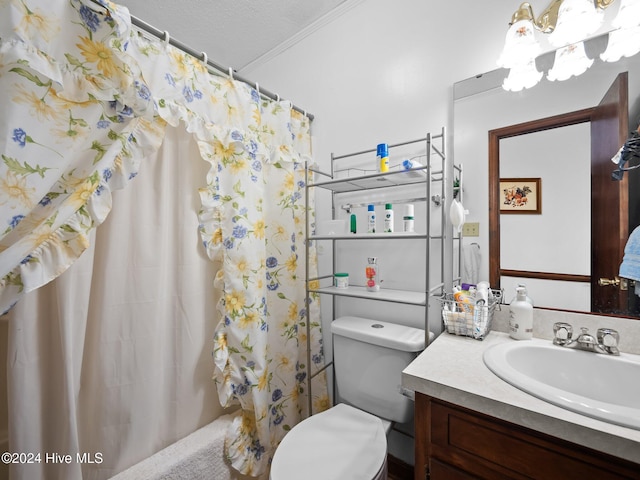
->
(429, 399), (640, 480)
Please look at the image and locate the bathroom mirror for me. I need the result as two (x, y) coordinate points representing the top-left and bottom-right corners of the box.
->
(454, 47), (640, 317)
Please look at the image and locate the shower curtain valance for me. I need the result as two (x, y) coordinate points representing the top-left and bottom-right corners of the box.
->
(0, 0), (308, 314)
(0, 0), (327, 477)
(0, 0), (165, 314)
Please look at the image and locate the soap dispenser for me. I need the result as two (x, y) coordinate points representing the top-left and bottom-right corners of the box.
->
(509, 286), (533, 340)
(509, 283), (533, 306)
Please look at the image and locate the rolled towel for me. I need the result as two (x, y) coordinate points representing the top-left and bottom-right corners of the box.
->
(620, 226), (640, 297)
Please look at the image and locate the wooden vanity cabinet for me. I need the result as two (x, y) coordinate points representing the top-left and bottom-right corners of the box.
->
(415, 393), (640, 480)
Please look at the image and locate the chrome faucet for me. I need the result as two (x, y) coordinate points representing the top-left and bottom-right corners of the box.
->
(552, 323), (620, 355)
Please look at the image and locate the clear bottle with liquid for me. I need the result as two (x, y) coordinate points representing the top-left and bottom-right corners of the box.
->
(365, 257), (380, 292)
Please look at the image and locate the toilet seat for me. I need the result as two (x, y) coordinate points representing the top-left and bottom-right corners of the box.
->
(270, 403), (387, 480)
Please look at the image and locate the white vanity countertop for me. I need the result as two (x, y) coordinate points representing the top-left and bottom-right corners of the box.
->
(402, 330), (640, 464)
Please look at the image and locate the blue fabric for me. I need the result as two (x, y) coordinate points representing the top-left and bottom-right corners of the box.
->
(619, 226), (640, 281)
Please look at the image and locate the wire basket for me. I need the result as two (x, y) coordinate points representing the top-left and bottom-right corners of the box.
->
(436, 290), (502, 340)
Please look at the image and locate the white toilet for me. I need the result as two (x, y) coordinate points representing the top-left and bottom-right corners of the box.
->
(270, 316), (428, 480)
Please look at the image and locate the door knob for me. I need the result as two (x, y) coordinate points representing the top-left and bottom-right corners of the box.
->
(598, 276), (628, 290)
(598, 277), (620, 286)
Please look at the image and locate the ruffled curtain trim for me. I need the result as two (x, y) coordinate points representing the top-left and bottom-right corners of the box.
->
(1, 2), (328, 477)
(0, 0), (165, 314)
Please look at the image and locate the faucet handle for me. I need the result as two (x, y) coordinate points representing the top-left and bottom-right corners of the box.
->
(553, 322), (573, 345)
(597, 328), (620, 355)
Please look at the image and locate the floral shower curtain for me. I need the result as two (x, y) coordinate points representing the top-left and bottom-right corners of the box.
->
(0, 0), (327, 477)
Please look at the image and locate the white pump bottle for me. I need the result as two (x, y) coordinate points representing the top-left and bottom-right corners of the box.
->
(509, 286), (533, 340)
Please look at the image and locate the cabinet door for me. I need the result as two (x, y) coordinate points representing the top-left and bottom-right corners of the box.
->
(418, 394), (640, 480)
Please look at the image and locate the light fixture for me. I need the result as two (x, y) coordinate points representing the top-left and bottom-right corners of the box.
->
(601, 25), (640, 61)
(601, 0), (640, 61)
(503, 59), (544, 91)
(547, 41), (594, 80)
(548, 0), (606, 47)
(497, 4), (542, 68)
(609, 0), (640, 29)
(498, 0), (634, 91)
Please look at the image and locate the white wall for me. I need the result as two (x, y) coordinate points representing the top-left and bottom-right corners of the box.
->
(243, 0), (507, 164)
(500, 124), (591, 311)
(500, 124), (591, 277)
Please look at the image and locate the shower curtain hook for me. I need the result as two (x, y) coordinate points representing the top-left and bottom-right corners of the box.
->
(201, 52), (208, 66)
(163, 30), (170, 45)
(255, 82), (260, 95)
(275, 93), (280, 102)
(228, 67), (234, 80)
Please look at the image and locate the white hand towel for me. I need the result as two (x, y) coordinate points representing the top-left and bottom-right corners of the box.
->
(463, 243), (481, 285)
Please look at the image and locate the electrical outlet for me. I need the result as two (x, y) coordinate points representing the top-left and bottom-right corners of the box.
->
(462, 222), (479, 237)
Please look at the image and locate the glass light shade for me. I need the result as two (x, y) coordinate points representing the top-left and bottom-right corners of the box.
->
(497, 19), (542, 68)
(612, 0), (640, 29)
(502, 60), (543, 91)
(601, 26), (640, 62)
(547, 42), (594, 81)
(548, 0), (604, 47)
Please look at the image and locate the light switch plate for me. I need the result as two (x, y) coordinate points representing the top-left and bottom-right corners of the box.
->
(462, 222), (479, 237)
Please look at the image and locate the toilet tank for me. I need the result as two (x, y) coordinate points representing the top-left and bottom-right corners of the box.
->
(330, 316), (427, 423)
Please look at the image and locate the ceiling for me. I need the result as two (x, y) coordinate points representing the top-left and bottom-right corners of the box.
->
(116, 0), (351, 72)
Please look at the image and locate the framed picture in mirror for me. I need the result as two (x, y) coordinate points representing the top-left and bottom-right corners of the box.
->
(499, 177), (541, 214)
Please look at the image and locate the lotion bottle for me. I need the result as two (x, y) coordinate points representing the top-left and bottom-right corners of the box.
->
(509, 286), (533, 340)
(403, 204), (414, 233)
(452, 285), (474, 314)
(384, 203), (394, 232)
(367, 204), (376, 233)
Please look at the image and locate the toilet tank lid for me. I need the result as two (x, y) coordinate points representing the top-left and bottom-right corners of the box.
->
(331, 316), (426, 352)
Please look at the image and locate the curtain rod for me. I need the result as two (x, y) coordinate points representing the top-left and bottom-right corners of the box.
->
(91, 1), (314, 121)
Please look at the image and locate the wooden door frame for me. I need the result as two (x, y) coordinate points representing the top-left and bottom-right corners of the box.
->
(488, 108), (595, 289)
(590, 72), (629, 313)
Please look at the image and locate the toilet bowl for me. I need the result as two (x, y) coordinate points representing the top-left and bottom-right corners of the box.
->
(269, 403), (388, 480)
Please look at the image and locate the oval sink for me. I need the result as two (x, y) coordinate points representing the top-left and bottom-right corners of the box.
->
(483, 338), (640, 430)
